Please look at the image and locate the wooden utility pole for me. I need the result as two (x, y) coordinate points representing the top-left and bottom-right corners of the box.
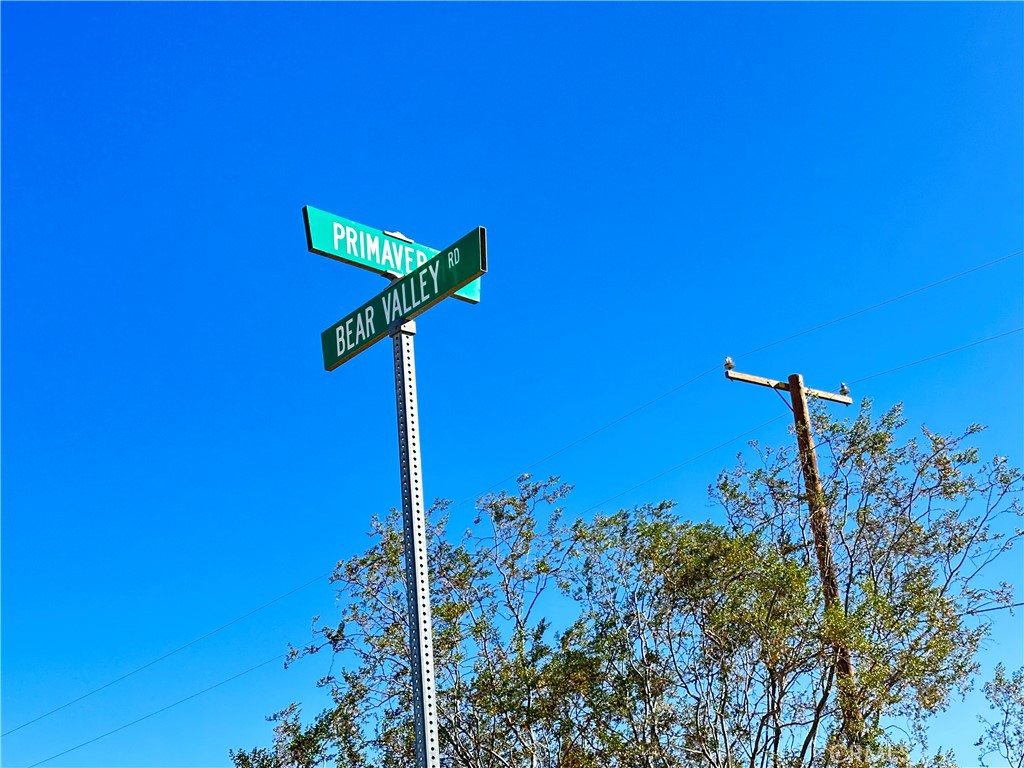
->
(724, 361), (864, 748)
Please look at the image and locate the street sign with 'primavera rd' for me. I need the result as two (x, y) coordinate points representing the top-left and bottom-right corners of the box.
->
(320, 226), (487, 370)
(304, 205), (481, 304)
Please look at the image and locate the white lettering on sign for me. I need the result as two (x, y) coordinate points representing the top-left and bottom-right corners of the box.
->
(427, 260), (440, 293)
(381, 260), (444, 325)
(366, 234), (380, 262)
(333, 222), (433, 276)
(381, 239), (399, 271)
(382, 287), (401, 324)
(418, 269), (429, 303)
(335, 304), (377, 356)
(447, 247), (460, 267)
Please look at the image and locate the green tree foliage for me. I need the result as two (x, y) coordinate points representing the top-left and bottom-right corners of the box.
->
(231, 403), (1021, 768)
(977, 664), (1024, 768)
(711, 403), (1021, 766)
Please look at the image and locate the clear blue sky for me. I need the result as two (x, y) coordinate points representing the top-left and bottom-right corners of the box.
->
(2, 3), (1021, 767)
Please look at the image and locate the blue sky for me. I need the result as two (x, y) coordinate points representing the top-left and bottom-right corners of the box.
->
(2, 2), (1021, 767)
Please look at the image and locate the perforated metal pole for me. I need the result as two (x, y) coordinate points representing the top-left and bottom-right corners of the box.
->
(391, 319), (440, 768)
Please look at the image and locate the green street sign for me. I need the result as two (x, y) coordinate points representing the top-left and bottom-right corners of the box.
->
(321, 227), (487, 371)
(304, 205), (481, 304)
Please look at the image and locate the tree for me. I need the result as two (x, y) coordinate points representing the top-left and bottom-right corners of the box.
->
(977, 664), (1024, 768)
(231, 402), (1021, 768)
(231, 475), (580, 768)
(711, 402), (1022, 765)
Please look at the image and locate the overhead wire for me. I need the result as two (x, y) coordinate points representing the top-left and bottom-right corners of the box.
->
(453, 247), (1022, 510)
(9, 411), (793, 768)
(570, 325), (1022, 519)
(13, 325), (1022, 768)
(450, 366), (720, 506)
(735, 249), (1022, 360)
(851, 327), (1023, 384)
(9, 248), (1021, 756)
(24, 655), (284, 768)
(2, 569), (332, 737)
(574, 413), (791, 517)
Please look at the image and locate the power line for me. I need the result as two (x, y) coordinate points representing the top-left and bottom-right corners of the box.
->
(25, 654), (284, 768)
(3, 569), (331, 737)
(0, 412), (807, 767)
(17, 327), (1022, 764)
(736, 249), (1022, 360)
(452, 367), (720, 506)
(575, 413), (791, 517)
(571, 326), (1023, 518)
(11, 250), (1018, 753)
(852, 328), (1023, 384)
(9, 416), (786, 767)
(454, 248), (1022, 510)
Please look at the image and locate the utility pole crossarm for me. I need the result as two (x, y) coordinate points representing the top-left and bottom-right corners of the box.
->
(725, 369), (789, 391)
(725, 369), (852, 406)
